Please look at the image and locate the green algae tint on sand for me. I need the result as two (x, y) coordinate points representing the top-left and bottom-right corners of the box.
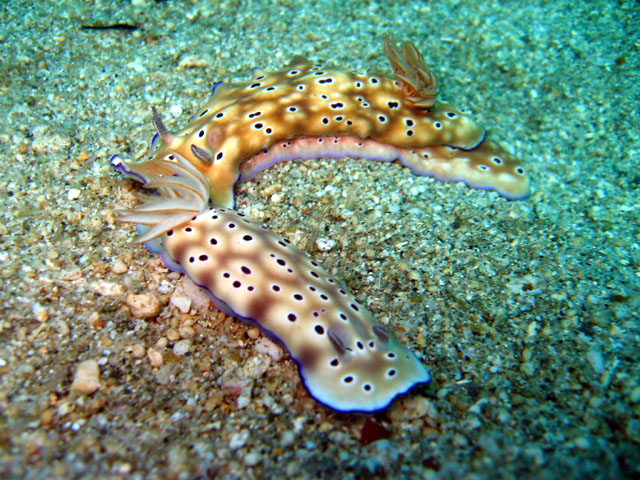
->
(1, 0), (638, 478)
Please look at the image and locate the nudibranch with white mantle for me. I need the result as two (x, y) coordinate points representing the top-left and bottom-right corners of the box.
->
(113, 157), (431, 412)
(110, 38), (529, 413)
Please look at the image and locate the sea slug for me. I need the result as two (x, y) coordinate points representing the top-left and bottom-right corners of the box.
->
(111, 38), (529, 412)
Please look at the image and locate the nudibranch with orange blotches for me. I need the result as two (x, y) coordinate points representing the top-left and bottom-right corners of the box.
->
(110, 38), (529, 413)
(112, 37), (529, 206)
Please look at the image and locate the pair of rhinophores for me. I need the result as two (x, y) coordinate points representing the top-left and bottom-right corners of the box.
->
(110, 37), (529, 412)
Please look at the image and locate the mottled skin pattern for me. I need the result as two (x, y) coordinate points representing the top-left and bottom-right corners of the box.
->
(154, 207), (430, 412)
(120, 39), (529, 207)
(148, 60), (483, 206)
(112, 38), (531, 413)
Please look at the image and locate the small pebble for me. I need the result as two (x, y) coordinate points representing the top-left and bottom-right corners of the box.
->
(389, 396), (438, 422)
(169, 104), (183, 117)
(178, 55), (211, 68)
(204, 392), (224, 412)
(71, 418), (86, 432)
(31, 133), (70, 154)
(32, 303), (49, 323)
(166, 328), (180, 342)
(57, 401), (73, 417)
(126, 293), (161, 319)
(67, 188), (81, 201)
(254, 337), (283, 362)
(237, 391), (252, 409)
(586, 350), (604, 374)
(270, 193), (282, 203)
(179, 325), (195, 339)
(156, 280), (174, 295)
(181, 277), (211, 310)
(247, 327), (261, 340)
(244, 451), (262, 467)
(76, 150), (90, 163)
(40, 409), (55, 427)
(111, 260), (128, 274)
(242, 355), (271, 379)
(280, 430), (296, 446)
(520, 362), (536, 377)
(147, 347), (163, 368)
(315, 237), (336, 252)
(173, 339), (192, 357)
(155, 365), (172, 385)
(131, 344), (146, 358)
(452, 433), (469, 447)
(115, 463), (132, 475)
(170, 290), (192, 313)
(87, 311), (103, 329)
(87, 398), (106, 414)
(92, 281), (125, 297)
(574, 436), (591, 449)
(70, 359), (100, 395)
(229, 429), (250, 450)
(55, 319), (70, 336)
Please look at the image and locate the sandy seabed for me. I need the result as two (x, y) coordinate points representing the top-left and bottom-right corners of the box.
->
(0, 1), (638, 478)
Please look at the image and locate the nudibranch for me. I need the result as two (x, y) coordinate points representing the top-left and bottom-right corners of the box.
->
(113, 38), (529, 207)
(114, 156), (431, 412)
(111, 38), (530, 412)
